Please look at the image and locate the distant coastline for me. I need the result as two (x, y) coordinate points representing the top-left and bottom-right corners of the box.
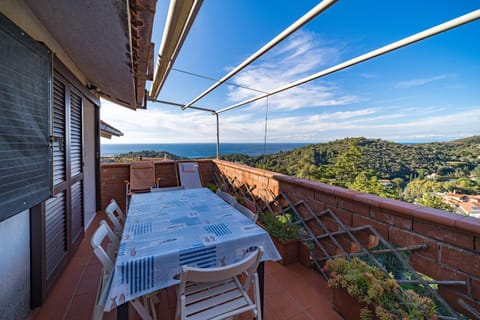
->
(101, 143), (308, 158)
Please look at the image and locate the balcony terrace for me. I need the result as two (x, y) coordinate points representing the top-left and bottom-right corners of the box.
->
(31, 159), (480, 320)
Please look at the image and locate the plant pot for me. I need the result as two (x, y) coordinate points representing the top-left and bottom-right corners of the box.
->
(271, 236), (299, 265)
(298, 241), (312, 268)
(332, 287), (379, 320)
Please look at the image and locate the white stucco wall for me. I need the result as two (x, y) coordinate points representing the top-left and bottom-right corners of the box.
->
(84, 99), (97, 229)
(0, 210), (30, 320)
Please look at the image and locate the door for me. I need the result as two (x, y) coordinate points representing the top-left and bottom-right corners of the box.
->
(43, 70), (85, 293)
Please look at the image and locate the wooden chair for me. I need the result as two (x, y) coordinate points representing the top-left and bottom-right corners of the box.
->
(91, 221), (156, 320)
(175, 247), (264, 320)
(233, 202), (258, 223)
(125, 161), (159, 208)
(105, 199), (125, 237)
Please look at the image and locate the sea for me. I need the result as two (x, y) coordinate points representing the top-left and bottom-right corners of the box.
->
(101, 143), (308, 158)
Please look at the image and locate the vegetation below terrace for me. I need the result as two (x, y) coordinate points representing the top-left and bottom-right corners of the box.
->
(221, 136), (480, 212)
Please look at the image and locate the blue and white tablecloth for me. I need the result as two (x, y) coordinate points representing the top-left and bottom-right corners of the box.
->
(104, 187), (280, 311)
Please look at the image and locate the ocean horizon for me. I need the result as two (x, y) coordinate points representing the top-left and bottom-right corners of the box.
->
(101, 143), (309, 158)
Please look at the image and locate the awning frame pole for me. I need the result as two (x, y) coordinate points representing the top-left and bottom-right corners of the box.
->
(181, 0), (338, 110)
(216, 9), (480, 114)
(216, 113), (220, 159)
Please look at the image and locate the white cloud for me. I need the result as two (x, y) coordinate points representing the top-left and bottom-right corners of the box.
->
(100, 100), (217, 143)
(225, 31), (358, 111)
(395, 74), (455, 89)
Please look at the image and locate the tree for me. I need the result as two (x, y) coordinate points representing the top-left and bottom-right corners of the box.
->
(416, 193), (453, 212)
(332, 144), (365, 184)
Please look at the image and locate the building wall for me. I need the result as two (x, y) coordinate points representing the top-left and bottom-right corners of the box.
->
(0, 210), (30, 320)
(83, 100), (96, 229)
(0, 0), (86, 84)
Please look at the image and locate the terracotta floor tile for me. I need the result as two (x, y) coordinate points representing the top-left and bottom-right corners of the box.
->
(32, 213), (336, 320)
(65, 292), (95, 319)
(287, 311), (312, 320)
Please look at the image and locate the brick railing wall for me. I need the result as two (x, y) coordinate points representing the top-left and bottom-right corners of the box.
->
(100, 160), (215, 211)
(101, 159), (480, 317)
(212, 160), (480, 318)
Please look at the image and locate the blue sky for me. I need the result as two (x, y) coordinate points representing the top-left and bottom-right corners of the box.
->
(101, 0), (480, 144)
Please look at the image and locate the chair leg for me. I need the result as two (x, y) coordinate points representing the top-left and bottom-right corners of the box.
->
(253, 273), (262, 320)
(130, 298), (154, 320)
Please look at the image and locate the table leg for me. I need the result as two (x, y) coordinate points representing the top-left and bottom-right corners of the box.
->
(258, 261), (265, 318)
(117, 302), (129, 320)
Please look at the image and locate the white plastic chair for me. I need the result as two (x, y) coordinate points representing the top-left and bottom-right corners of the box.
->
(91, 221), (157, 320)
(175, 247), (264, 320)
(105, 199), (125, 237)
(233, 202), (258, 223)
(216, 189), (237, 205)
(178, 162), (202, 189)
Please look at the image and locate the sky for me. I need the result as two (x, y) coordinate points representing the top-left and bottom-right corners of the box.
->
(101, 0), (480, 144)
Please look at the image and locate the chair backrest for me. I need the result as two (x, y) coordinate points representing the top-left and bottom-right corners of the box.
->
(178, 162), (202, 189)
(105, 199), (125, 235)
(216, 189), (237, 205)
(130, 161), (156, 192)
(233, 202), (258, 223)
(178, 247), (263, 295)
(91, 220), (118, 275)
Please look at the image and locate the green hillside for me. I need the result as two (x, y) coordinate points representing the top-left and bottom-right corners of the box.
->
(221, 136), (480, 207)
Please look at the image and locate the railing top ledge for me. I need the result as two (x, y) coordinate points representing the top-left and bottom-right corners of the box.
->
(273, 173), (480, 235)
(213, 160), (279, 179)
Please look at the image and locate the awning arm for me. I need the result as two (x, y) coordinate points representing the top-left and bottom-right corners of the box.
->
(216, 9), (480, 114)
(149, 98), (215, 113)
(150, 0), (203, 99)
(182, 0), (338, 110)
(100, 120), (124, 139)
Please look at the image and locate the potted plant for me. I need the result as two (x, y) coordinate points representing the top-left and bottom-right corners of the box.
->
(324, 257), (437, 320)
(258, 212), (301, 265)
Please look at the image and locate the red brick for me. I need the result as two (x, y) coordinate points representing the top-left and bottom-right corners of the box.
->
(441, 245), (480, 276)
(306, 199), (326, 213)
(414, 219), (474, 250)
(476, 236), (480, 253)
(293, 187), (315, 202)
(471, 276), (480, 301)
(313, 191), (337, 206)
(326, 206), (353, 227)
(338, 199), (370, 217)
(317, 215), (340, 233)
(352, 214), (388, 239)
(306, 220), (327, 237)
(438, 287), (480, 319)
(370, 207), (412, 230)
(388, 227), (438, 260)
(410, 254), (468, 293)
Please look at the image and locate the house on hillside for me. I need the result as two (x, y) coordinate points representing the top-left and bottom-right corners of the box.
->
(457, 202), (480, 218)
(0, 1), (155, 318)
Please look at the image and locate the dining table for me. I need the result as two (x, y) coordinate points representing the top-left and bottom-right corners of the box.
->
(103, 187), (281, 319)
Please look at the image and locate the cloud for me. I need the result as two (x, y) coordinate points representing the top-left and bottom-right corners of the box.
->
(100, 99), (217, 143)
(395, 74), (456, 89)
(225, 31), (359, 111)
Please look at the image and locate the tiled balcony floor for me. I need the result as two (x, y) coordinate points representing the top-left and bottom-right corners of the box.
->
(31, 212), (340, 320)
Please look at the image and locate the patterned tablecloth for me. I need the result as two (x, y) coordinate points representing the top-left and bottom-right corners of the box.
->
(104, 187), (281, 311)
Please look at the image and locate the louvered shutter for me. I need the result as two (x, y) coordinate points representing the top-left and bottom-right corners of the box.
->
(70, 91), (82, 177)
(52, 77), (66, 185)
(45, 192), (67, 278)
